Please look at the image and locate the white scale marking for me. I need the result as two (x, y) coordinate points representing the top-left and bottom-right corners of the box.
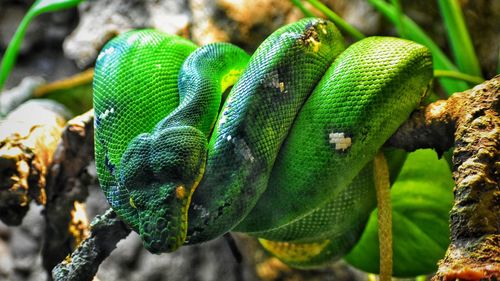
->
(97, 46), (115, 61)
(99, 107), (115, 120)
(329, 132), (352, 151)
(219, 113), (228, 126)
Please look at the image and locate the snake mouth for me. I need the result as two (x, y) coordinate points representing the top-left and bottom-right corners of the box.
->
(118, 126), (208, 253)
(133, 182), (191, 254)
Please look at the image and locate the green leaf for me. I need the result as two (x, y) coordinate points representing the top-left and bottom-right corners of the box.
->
(368, 0), (469, 96)
(344, 149), (454, 277)
(434, 70), (484, 85)
(35, 80), (93, 116)
(290, 0), (315, 17)
(30, 0), (84, 15)
(0, 0), (85, 91)
(390, 0), (406, 39)
(437, 0), (482, 79)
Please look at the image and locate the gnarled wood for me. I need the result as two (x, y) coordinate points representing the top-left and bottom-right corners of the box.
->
(388, 76), (499, 280)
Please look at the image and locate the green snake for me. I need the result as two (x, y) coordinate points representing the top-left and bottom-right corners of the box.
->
(93, 18), (433, 267)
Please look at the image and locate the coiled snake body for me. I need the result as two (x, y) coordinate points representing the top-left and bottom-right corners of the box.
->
(93, 18), (433, 267)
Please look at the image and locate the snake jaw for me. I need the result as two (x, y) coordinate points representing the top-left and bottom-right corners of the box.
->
(118, 127), (207, 253)
(130, 182), (190, 253)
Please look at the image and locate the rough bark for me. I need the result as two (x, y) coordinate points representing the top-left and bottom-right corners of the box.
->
(42, 110), (95, 274)
(435, 79), (499, 280)
(0, 100), (67, 225)
(388, 76), (499, 280)
(52, 209), (131, 281)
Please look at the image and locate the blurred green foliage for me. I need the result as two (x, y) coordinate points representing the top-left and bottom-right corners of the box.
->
(344, 149), (454, 277)
(0, 0), (85, 91)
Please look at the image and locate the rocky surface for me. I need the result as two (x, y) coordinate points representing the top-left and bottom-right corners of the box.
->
(62, 0), (384, 67)
(0, 182), (260, 281)
(0, 181), (365, 281)
(0, 204), (46, 281)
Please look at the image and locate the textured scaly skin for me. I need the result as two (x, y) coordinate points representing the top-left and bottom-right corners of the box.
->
(186, 18), (345, 244)
(93, 18), (433, 266)
(93, 30), (197, 234)
(237, 36), (433, 231)
(94, 32), (250, 252)
(245, 37), (432, 266)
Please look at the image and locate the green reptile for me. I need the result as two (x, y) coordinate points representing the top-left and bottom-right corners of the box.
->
(93, 18), (433, 266)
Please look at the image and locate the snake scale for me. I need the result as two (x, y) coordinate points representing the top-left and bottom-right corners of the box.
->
(93, 18), (433, 267)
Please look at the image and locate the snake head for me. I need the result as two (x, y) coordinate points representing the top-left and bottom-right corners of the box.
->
(119, 126), (207, 253)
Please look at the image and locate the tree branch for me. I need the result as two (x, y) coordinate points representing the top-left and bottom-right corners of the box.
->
(388, 76), (499, 280)
(42, 109), (95, 273)
(0, 100), (67, 225)
(52, 209), (131, 281)
(435, 79), (499, 280)
(3, 76), (497, 281)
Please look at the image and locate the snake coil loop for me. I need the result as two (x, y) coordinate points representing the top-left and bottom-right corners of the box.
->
(93, 18), (433, 266)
